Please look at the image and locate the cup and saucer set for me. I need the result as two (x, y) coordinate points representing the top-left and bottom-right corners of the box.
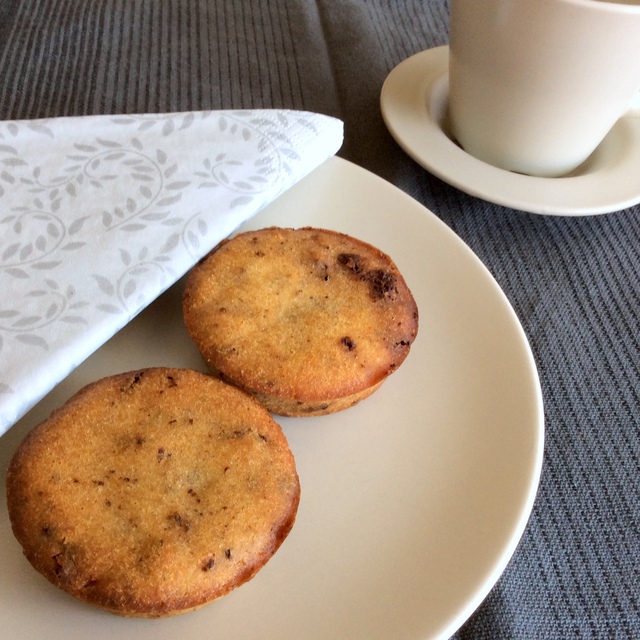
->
(381, 45), (640, 217)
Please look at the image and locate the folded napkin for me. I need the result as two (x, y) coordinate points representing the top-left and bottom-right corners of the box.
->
(0, 109), (343, 435)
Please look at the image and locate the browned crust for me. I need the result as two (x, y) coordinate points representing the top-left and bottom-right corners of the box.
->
(182, 227), (419, 416)
(215, 369), (385, 417)
(6, 368), (300, 617)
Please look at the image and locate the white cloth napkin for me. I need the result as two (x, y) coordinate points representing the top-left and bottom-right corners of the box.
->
(0, 109), (343, 435)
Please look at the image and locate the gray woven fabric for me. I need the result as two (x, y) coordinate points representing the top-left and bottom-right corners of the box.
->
(1, 1), (638, 637)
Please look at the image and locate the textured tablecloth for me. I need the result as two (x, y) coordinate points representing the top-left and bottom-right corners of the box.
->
(0, 1), (638, 638)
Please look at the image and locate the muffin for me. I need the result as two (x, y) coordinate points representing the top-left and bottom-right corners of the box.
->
(6, 368), (300, 618)
(183, 227), (419, 416)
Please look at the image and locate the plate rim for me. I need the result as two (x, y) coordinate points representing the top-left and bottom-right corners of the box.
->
(324, 158), (545, 636)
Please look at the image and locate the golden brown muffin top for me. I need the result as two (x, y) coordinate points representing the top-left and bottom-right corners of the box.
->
(6, 368), (300, 617)
(183, 227), (419, 403)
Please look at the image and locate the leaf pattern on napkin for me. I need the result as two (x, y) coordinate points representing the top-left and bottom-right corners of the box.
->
(0, 109), (343, 432)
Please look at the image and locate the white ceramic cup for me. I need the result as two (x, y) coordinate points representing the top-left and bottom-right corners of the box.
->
(448, 0), (640, 177)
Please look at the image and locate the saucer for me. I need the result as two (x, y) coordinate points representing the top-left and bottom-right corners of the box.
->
(380, 46), (640, 216)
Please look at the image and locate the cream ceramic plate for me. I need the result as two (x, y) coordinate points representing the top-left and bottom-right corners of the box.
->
(381, 46), (640, 216)
(0, 157), (544, 640)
